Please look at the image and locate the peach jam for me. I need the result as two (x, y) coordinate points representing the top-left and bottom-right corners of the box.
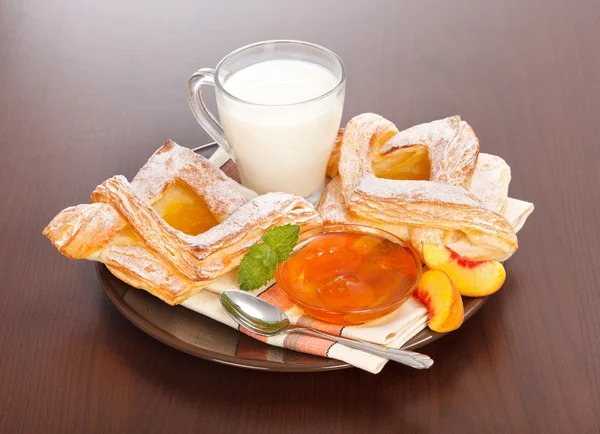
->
(274, 230), (421, 324)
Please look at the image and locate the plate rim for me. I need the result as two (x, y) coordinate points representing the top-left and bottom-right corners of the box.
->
(97, 263), (487, 372)
(97, 264), (353, 372)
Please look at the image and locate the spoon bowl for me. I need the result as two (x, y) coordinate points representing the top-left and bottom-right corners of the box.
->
(220, 289), (290, 336)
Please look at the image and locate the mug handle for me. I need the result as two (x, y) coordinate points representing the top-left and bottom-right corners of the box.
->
(186, 68), (235, 159)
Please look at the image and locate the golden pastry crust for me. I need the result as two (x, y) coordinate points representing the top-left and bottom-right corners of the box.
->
(319, 114), (518, 261)
(325, 129), (344, 178)
(44, 140), (323, 305)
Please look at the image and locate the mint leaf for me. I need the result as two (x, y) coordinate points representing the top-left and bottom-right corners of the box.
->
(247, 243), (277, 272)
(263, 224), (300, 263)
(237, 253), (273, 291)
(236, 224), (301, 291)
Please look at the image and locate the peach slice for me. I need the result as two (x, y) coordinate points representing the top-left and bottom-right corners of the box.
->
(422, 243), (506, 297)
(414, 269), (464, 332)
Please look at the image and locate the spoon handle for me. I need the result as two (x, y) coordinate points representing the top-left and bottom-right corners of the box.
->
(288, 327), (434, 369)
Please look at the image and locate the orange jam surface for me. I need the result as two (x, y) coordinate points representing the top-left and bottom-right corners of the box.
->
(275, 232), (420, 324)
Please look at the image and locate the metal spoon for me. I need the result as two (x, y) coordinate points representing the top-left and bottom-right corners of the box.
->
(220, 290), (434, 369)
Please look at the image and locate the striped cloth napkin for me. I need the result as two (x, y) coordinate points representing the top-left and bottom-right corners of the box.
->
(175, 148), (534, 374)
(181, 274), (429, 373)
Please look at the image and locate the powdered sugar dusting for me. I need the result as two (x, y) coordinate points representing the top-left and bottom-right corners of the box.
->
(382, 116), (479, 188)
(317, 177), (351, 223)
(188, 192), (301, 248)
(132, 140), (255, 220)
(470, 153), (511, 213)
(357, 176), (481, 207)
(383, 116), (460, 154)
(338, 113), (397, 196)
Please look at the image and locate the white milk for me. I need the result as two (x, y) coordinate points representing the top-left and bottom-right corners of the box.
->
(217, 59), (344, 197)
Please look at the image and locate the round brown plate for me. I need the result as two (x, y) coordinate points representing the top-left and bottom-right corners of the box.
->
(96, 144), (488, 372)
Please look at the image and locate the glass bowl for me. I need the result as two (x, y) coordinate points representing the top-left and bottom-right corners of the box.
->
(275, 224), (422, 325)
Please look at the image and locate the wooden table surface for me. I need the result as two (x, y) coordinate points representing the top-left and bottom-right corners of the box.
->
(1, 0), (599, 432)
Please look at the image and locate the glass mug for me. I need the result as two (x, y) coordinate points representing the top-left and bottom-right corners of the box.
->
(187, 40), (346, 199)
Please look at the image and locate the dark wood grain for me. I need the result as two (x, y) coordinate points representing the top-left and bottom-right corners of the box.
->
(1, 0), (599, 432)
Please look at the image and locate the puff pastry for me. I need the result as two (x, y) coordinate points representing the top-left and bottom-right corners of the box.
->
(319, 114), (518, 261)
(44, 140), (323, 305)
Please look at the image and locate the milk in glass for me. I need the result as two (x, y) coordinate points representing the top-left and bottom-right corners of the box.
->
(217, 59), (344, 197)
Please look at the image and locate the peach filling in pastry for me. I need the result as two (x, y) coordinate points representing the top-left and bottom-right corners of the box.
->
(151, 180), (219, 236)
(109, 180), (220, 249)
(327, 128), (432, 181)
(372, 139), (431, 181)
